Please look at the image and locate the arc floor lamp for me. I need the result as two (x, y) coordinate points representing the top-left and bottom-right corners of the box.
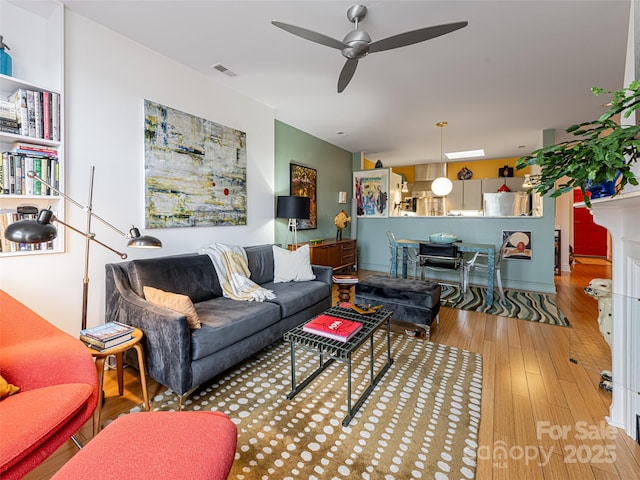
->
(4, 166), (162, 330)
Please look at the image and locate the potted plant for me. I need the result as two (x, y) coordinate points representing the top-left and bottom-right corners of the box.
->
(516, 80), (640, 206)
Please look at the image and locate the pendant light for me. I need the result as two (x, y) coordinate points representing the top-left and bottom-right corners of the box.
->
(431, 121), (453, 196)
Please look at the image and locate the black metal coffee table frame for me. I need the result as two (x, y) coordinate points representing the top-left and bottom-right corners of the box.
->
(283, 305), (394, 426)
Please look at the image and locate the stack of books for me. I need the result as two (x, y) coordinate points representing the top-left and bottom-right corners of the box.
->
(303, 314), (362, 342)
(332, 274), (358, 284)
(80, 322), (135, 351)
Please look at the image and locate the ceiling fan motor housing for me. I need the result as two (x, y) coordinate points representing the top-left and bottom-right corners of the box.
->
(342, 30), (371, 59)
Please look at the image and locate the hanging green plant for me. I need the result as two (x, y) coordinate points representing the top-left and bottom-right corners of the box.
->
(516, 80), (640, 206)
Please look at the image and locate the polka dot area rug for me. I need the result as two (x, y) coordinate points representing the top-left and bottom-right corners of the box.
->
(128, 332), (483, 479)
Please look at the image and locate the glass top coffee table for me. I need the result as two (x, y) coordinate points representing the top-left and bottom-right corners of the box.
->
(283, 305), (394, 426)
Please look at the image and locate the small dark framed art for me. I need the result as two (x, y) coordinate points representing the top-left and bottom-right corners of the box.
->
(290, 163), (317, 230)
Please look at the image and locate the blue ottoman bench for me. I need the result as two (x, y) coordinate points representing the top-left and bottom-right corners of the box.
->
(354, 275), (441, 327)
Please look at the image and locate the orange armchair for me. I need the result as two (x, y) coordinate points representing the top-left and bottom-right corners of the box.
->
(0, 290), (99, 480)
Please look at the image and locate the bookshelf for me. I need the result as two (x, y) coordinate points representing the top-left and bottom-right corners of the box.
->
(0, 0), (64, 256)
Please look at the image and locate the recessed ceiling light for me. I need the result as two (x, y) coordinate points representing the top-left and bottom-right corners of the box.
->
(445, 149), (485, 160)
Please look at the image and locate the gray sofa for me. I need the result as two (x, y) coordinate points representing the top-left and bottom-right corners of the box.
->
(105, 244), (332, 405)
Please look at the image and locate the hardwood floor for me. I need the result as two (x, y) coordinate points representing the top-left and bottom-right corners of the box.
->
(24, 260), (640, 479)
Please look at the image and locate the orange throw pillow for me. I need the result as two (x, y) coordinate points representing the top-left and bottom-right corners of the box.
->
(143, 286), (202, 329)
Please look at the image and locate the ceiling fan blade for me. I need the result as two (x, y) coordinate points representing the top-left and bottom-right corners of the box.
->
(271, 21), (347, 50)
(369, 21), (468, 54)
(338, 58), (358, 93)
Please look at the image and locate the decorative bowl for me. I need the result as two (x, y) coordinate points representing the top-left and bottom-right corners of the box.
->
(429, 232), (457, 244)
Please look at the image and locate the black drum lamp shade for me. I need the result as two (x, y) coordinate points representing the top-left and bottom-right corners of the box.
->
(276, 196), (310, 247)
(276, 196), (311, 220)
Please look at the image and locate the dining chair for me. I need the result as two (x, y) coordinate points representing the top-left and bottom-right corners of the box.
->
(418, 243), (465, 291)
(386, 230), (421, 279)
(461, 238), (508, 302)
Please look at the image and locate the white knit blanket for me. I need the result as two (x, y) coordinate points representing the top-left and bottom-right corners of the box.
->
(198, 243), (275, 302)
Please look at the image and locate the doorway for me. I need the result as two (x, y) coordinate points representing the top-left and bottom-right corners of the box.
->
(573, 189), (608, 257)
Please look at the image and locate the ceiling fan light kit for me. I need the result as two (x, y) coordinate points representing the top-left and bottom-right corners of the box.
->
(272, 4), (468, 93)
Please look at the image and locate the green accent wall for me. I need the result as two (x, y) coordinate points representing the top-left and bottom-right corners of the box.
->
(274, 121), (354, 246)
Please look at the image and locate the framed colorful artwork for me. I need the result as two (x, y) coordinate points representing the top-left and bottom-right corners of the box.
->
(143, 100), (247, 228)
(502, 230), (532, 260)
(354, 169), (390, 217)
(290, 163), (317, 230)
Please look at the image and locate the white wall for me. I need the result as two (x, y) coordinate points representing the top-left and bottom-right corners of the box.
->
(0, 10), (275, 335)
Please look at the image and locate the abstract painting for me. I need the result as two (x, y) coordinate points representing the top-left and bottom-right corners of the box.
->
(290, 163), (317, 230)
(144, 100), (247, 228)
(354, 169), (389, 217)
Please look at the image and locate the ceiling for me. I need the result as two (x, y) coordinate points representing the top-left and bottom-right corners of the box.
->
(61, 0), (631, 167)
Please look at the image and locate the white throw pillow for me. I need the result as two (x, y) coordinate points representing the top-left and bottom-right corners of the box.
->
(272, 244), (316, 283)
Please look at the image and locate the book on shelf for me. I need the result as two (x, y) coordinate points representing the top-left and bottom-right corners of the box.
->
(0, 118), (19, 128)
(33, 92), (42, 139)
(0, 101), (17, 121)
(25, 91), (36, 137)
(303, 314), (362, 342)
(7, 88), (28, 136)
(81, 333), (133, 351)
(80, 321), (135, 342)
(7, 88), (61, 141)
(12, 142), (58, 157)
(42, 91), (50, 140)
(0, 124), (19, 134)
(332, 274), (358, 284)
(0, 152), (58, 196)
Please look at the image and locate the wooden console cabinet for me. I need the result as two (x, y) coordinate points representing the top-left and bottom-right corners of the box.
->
(290, 239), (356, 271)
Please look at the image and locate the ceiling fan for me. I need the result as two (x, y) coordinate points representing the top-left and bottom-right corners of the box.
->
(272, 4), (468, 93)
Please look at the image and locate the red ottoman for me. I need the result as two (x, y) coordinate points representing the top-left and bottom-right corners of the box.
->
(51, 411), (237, 480)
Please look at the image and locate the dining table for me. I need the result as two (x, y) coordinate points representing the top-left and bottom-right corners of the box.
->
(390, 239), (497, 306)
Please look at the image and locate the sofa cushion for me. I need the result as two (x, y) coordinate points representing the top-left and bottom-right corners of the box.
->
(272, 245), (316, 283)
(190, 298), (281, 361)
(143, 286), (202, 329)
(263, 280), (331, 318)
(0, 383), (93, 473)
(128, 255), (221, 302)
(245, 244), (275, 285)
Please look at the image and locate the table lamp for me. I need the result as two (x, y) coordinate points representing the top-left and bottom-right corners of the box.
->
(276, 195), (310, 248)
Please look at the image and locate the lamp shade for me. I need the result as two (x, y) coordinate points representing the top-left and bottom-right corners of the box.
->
(431, 177), (453, 196)
(276, 196), (310, 219)
(4, 209), (57, 243)
(127, 227), (163, 248)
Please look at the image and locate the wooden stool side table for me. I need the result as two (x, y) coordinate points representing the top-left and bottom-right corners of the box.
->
(87, 327), (150, 436)
(332, 277), (358, 304)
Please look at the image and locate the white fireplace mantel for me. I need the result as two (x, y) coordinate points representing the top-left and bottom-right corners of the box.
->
(589, 190), (640, 441)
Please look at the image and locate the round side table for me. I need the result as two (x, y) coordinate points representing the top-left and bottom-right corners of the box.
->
(86, 327), (150, 436)
(333, 277), (358, 304)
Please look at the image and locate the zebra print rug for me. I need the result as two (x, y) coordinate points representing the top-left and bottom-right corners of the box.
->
(440, 285), (570, 326)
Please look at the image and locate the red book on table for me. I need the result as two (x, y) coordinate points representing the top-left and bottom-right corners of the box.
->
(303, 314), (362, 342)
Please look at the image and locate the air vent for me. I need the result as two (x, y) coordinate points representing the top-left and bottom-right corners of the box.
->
(210, 63), (237, 77)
